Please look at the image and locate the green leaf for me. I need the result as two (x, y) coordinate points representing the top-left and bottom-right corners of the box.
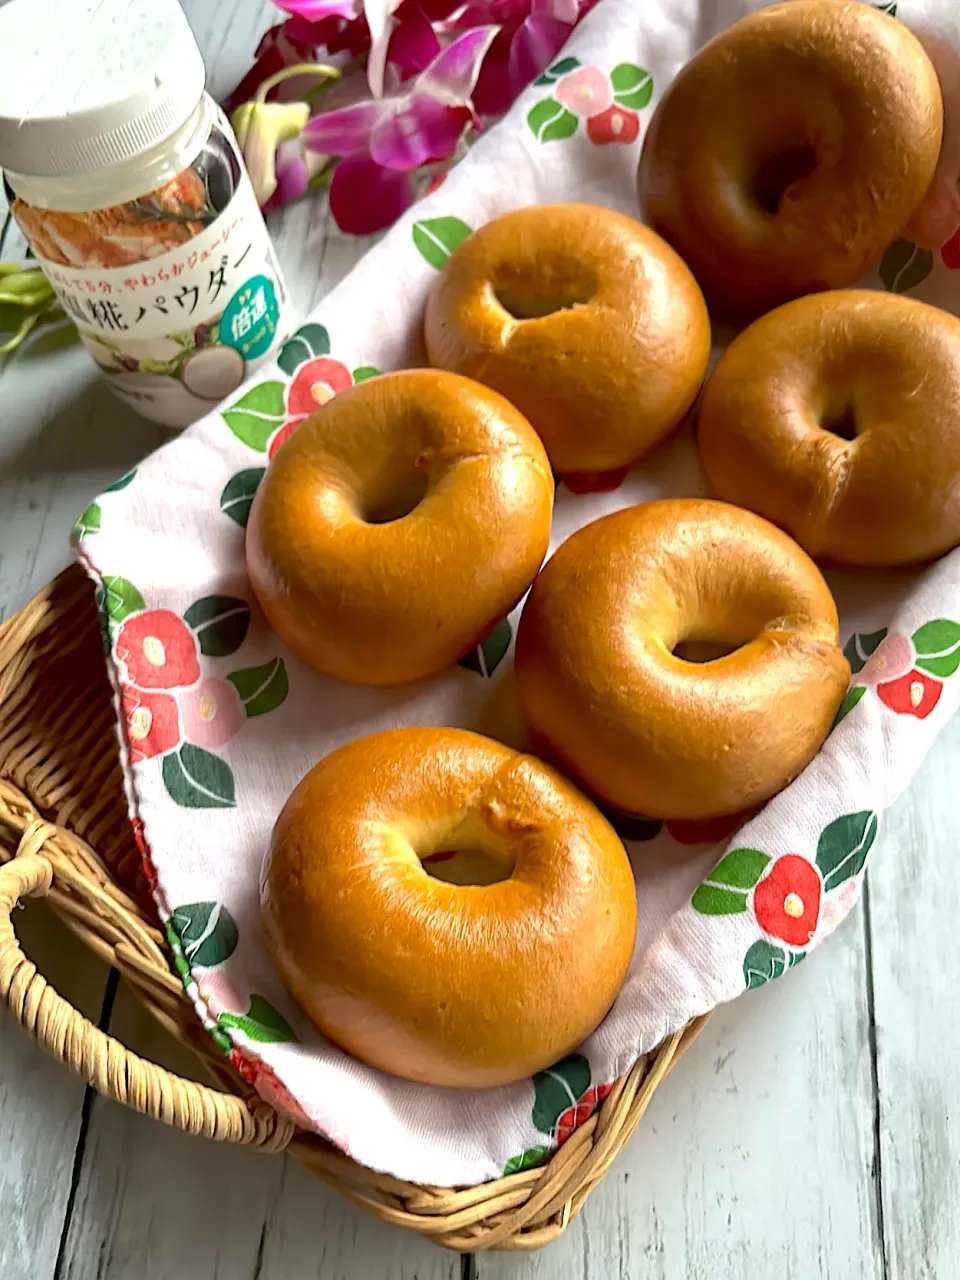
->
(168, 902), (238, 966)
(527, 98), (578, 144)
(610, 63), (653, 110)
(879, 239), (933, 294)
(533, 55), (580, 85)
(743, 939), (787, 989)
(219, 994), (295, 1043)
(788, 950), (806, 968)
(844, 628), (887, 675)
(227, 657), (288, 716)
(833, 684), (866, 727)
(532, 1053), (591, 1134)
(504, 1146), (549, 1175)
(73, 502), (101, 542)
(220, 467), (265, 528)
(458, 618), (512, 677)
(815, 810), (879, 892)
(876, 1), (896, 14)
(105, 468), (137, 492)
(162, 745), (236, 810)
(210, 1024), (233, 1055)
(221, 380), (286, 451)
(691, 884), (749, 915)
(412, 216), (473, 269)
(912, 619), (960, 678)
(277, 323), (330, 376)
(183, 595), (251, 656)
(705, 847), (771, 890)
(351, 365), (380, 383)
(101, 575), (145, 623)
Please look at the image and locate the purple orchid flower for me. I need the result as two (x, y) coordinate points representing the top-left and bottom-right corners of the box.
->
(303, 25), (496, 232)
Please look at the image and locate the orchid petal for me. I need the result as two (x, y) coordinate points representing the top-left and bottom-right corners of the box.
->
(303, 99), (386, 154)
(329, 151), (416, 233)
(364, 0), (405, 97)
(544, 0), (579, 19)
(508, 13), (572, 92)
(417, 25), (498, 104)
(263, 140), (310, 211)
(370, 97), (470, 169)
(386, 3), (441, 83)
(231, 101), (310, 205)
(274, 0), (361, 18)
(471, 25), (516, 117)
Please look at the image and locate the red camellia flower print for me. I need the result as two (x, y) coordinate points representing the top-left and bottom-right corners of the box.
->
(876, 668), (943, 718)
(286, 357), (352, 418)
(121, 685), (180, 761)
(130, 816), (158, 893)
(116, 610), (200, 690)
(556, 1082), (613, 1145)
(230, 1049), (312, 1129)
(179, 678), (244, 749)
(586, 105), (640, 145)
(753, 855), (822, 947)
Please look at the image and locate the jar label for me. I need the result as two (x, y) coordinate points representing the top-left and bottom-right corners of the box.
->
(7, 121), (292, 428)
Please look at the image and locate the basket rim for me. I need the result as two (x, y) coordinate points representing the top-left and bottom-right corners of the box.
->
(0, 565), (707, 1250)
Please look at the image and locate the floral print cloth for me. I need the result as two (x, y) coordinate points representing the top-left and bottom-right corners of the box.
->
(73, 0), (960, 1185)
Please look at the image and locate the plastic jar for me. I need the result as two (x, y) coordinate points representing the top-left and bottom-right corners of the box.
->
(0, 0), (293, 428)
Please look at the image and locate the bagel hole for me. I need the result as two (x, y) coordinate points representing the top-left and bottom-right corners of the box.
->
(421, 848), (514, 885)
(752, 146), (817, 215)
(673, 638), (743, 663)
(820, 402), (859, 441)
(418, 816), (516, 886)
(494, 283), (592, 320)
(361, 464), (429, 524)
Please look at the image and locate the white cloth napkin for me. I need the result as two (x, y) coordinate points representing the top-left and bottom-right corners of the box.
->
(74, 0), (960, 1185)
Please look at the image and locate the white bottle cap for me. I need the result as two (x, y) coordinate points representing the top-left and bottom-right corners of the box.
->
(0, 0), (206, 180)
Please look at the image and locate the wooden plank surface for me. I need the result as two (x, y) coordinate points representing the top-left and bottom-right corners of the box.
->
(867, 713), (960, 1280)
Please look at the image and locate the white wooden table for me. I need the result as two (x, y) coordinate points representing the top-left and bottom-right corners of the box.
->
(1, 3), (957, 1277)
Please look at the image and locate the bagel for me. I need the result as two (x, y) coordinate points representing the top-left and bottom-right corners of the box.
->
(423, 203), (710, 474)
(637, 0), (943, 317)
(245, 370), (553, 685)
(261, 727), (638, 1088)
(514, 500), (849, 820)
(697, 290), (960, 568)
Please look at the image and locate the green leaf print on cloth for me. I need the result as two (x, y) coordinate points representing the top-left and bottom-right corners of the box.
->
(534, 55), (580, 86)
(412, 217), (473, 268)
(527, 97), (578, 143)
(219, 995), (295, 1043)
(880, 239), (933, 293)
(531, 1054), (592, 1133)
(844, 628), (887, 674)
(183, 595), (251, 657)
(277, 322), (330, 376)
(610, 63), (653, 109)
(227, 657), (289, 716)
(503, 1146), (550, 1175)
(222, 380), (286, 450)
(815, 811), (879, 893)
(168, 901), (238, 967)
(162, 744), (236, 809)
(219, 468), (265, 528)
(743, 940), (804, 990)
(72, 502), (101, 543)
(100, 575), (145, 624)
(691, 847), (771, 915)
(912, 619), (960, 678)
(458, 619), (512, 677)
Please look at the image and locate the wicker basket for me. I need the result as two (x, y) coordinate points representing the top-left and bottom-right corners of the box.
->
(0, 565), (707, 1251)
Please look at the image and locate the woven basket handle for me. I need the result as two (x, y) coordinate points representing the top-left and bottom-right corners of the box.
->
(0, 847), (294, 1151)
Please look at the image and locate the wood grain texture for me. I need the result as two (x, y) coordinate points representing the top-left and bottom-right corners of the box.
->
(0, 902), (110, 1280)
(867, 714), (960, 1280)
(479, 915), (880, 1280)
(57, 983), (457, 1280)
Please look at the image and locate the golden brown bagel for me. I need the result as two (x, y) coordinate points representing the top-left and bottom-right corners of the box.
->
(261, 727), (638, 1088)
(423, 203), (711, 474)
(514, 500), (849, 820)
(698, 290), (960, 568)
(245, 370), (553, 685)
(637, 1), (943, 317)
